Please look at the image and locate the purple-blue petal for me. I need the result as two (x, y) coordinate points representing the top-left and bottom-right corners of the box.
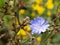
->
(30, 17), (50, 34)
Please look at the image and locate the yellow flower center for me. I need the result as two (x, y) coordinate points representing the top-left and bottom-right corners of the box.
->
(24, 25), (31, 31)
(36, 37), (42, 41)
(17, 29), (27, 36)
(35, 0), (42, 4)
(45, 0), (54, 9)
(32, 4), (45, 15)
(19, 9), (25, 14)
(47, 11), (51, 16)
(31, 12), (35, 17)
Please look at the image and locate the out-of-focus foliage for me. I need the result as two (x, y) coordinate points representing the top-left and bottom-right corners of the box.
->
(0, 0), (5, 7)
(0, 0), (60, 45)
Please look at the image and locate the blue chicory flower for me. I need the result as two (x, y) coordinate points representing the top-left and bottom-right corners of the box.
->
(30, 17), (50, 34)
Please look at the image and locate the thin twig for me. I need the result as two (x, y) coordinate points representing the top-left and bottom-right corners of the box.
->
(0, 33), (6, 39)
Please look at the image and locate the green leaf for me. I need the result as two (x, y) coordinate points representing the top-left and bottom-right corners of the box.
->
(47, 42), (53, 45)
(0, 40), (3, 45)
(3, 16), (9, 24)
(0, 0), (5, 7)
(52, 33), (60, 43)
(3, 16), (12, 24)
